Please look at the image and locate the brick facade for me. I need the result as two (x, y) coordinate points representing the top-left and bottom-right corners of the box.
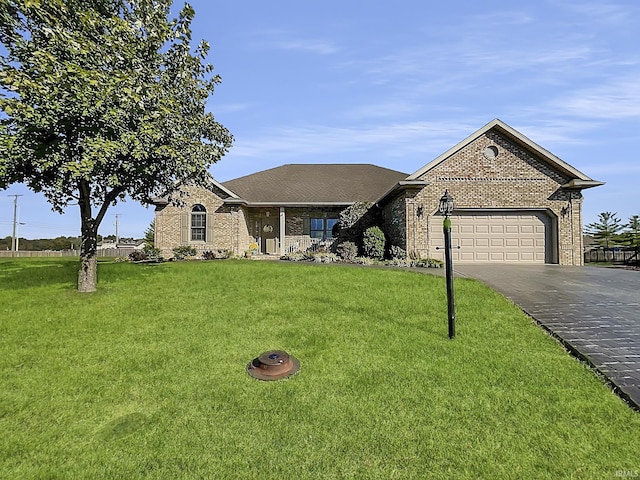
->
(398, 131), (585, 265)
(154, 185), (253, 258)
(154, 121), (599, 265)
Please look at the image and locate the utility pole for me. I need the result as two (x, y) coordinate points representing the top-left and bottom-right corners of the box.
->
(9, 194), (23, 256)
(114, 214), (120, 245)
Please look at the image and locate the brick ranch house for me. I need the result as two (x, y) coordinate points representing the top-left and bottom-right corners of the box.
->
(153, 119), (603, 265)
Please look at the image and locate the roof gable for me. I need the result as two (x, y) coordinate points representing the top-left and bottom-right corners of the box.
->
(222, 164), (408, 205)
(407, 119), (600, 184)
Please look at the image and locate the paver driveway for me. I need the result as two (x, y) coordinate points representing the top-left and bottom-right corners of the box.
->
(454, 264), (640, 410)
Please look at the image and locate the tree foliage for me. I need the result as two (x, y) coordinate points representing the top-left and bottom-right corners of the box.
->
(621, 215), (640, 252)
(0, 0), (233, 291)
(144, 220), (155, 246)
(0, 235), (82, 251)
(584, 212), (623, 249)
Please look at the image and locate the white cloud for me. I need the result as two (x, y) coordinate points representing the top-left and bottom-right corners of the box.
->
(557, 77), (640, 119)
(251, 29), (339, 55)
(269, 39), (339, 55)
(228, 121), (477, 161)
(211, 102), (253, 114)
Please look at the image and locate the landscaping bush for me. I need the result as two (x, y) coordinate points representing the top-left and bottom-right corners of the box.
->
(143, 244), (162, 261)
(172, 245), (196, 260)
(280, 252), (309, 262)
(128, 250), (146, 262)
(127, 245), (162, 262)
(311, 252), (338, 263)
(362, 226), (386, 260)
(389, 245), (406, 260)
(353, 256), (375, 265)
(336, 241), (358, 262)
(202, 249), (233, 260)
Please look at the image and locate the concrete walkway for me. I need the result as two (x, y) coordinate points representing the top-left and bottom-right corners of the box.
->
(453, 264), (640, 410)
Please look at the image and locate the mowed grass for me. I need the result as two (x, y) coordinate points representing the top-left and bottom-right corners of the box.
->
(1, 258), (639, 479)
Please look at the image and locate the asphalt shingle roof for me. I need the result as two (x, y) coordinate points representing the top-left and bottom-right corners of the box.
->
(222, 164), (408, 204)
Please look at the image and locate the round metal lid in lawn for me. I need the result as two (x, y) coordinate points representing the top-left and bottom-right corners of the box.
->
(247, 350), (300, 381)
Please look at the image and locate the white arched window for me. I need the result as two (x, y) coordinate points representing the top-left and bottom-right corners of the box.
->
(191, 204), (206, 241)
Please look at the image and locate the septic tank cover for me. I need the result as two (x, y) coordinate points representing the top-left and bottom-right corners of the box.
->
(247, 350), (300, 381)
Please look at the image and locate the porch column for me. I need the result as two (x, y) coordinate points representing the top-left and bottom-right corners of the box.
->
(279, 207), (286, 255)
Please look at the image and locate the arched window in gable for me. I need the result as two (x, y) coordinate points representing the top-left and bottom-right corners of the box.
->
(191, 204), (206, 241)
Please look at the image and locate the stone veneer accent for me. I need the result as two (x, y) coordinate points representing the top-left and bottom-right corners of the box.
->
(400, 131), (584, 265)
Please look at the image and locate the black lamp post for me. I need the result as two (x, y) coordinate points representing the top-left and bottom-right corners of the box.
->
(439, 190), (455, 339)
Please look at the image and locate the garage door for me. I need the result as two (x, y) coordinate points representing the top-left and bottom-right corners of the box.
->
(429, 211), (550, 263)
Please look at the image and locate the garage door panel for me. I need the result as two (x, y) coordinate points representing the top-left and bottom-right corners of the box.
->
(430, 211), (549, 263)
(459, 252), (475, 261)
(475, 252), (489, 261)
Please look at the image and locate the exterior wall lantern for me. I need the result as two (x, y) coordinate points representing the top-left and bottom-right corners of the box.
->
(438, 190), (456, 339)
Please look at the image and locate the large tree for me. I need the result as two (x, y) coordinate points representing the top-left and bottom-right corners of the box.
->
(0, 0), (232, 292)
(584, 212), (623, 249)
(621, 215), (640, 254)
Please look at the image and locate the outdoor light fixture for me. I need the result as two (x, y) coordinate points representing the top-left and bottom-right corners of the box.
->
(439, 189), (454, 217)
(439, 189), (456, 339)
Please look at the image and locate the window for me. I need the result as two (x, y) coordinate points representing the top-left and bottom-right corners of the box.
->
(191, 204), (206, 241)
(310, 217), (338, 240)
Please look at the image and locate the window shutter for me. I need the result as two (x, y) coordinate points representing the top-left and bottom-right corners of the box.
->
(181, 213), (189, 244)
(303, 217), (310, 235)
(206, 213), (214, 243)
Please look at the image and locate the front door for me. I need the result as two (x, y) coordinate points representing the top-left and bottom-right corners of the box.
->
(260, 216), (279, 254)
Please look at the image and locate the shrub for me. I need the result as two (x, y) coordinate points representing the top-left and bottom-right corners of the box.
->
(280, 252), (308, 262)
(128, 245), (162, 262)
(128, 250), (146, 262)
(143, 244), (162, 261)
(202, 249), (232, 260)
(172, 245), (196, 260)
(338, 202), (373, 230)
(280, 251), (338, 263)
(353, 256), (375, 265)
(390, 245), (406, 260)
(362, 226), (385, 260)
(311, 252), (338, 263)
(336, 241), (358, 262)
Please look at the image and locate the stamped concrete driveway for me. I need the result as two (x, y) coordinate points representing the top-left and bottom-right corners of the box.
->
(454, 264), (640, 410)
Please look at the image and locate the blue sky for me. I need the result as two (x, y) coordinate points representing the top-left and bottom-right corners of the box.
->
(1, 0), (639, 240)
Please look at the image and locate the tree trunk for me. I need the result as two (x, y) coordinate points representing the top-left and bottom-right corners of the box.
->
(77, 184), (99, 293)
(78, 248), (98, 293)
(78, 220), (98, 292)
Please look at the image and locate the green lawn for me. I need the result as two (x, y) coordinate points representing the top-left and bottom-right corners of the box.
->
(1, 258), (638, 479)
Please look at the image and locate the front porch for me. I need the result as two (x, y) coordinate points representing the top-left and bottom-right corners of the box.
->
(246, 206), (342, 256)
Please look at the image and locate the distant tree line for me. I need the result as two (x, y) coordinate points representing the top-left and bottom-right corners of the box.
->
(1, 236), (82, 251)
(0, 234), (140, 251)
